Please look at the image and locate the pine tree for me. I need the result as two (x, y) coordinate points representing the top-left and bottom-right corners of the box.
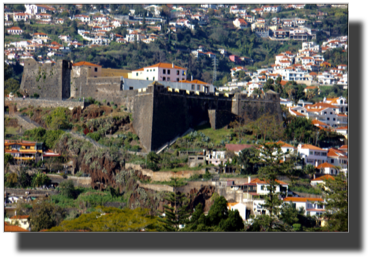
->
(250, 143), (295, 231)
(160, 178), (190, 231)
(322, 176), (348, 231)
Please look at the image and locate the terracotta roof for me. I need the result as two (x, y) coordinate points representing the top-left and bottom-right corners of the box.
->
(7, 27), (23, 31)
(10, 215), (30, 220)
(311, 175), (335, 182)
(327, 148), (347, 158)
(142, 62), (186, 70)
(339, 145), (348, 150)
(4, 222), (29, 232)
(316, 162), (336, 169)
(225, 144), (255, 152)
(312, 119), (328, 126)
(73, 61), (101, 67)
(299, 144), (325, 151)
(179, 79), (209, 85)
(283, 197), (324, 202)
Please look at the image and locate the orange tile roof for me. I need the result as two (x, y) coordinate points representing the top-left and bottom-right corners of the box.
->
(225, 144), (255, 152)
(311, 174), (335, 181)
(73, 61), (101, 67)
(179, 79), (209, 85)
(339, 145), (348, 150)
(327, 148), (347, 158)
(299, 144), (325, 151)
(283, 197), (324, 202)
(10, 215), (30, 220)
(4, 222), (29, 232)
(311, 119), (328, 126)
(276, 141), (295, 148)
(143, 62), (187, 70)
(316, 162), (336, 169)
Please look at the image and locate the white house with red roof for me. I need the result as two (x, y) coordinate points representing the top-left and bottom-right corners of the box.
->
(7, 27), (23, 35)
(327, 148), (348, 170)
(325, 96), (348, 114)
(283, 197), (325, 217)
(74, 14), (90, 23)
(297, 144), (328, 166)
(316, 162), (340, 175)
(13, 13), (31, 22)
(233, 18), (248, 29)
(310, 174), (335, 187)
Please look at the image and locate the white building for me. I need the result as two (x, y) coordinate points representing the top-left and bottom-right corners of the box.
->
(227, 202), (247, 220)
(297, 144), (328, 166)
(128, 62), (187, 82)
(233, 18), (248, 29)
(74, 14), (91, 23)
(206, 150), (227, 166)
(282, 197), (325, 217)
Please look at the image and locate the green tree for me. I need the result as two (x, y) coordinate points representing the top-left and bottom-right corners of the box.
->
(59, 180), (76, 199)
(49, 206), (160, 232)
(322, 176), (348, 231)
(237, 148), (255, 174)
(31, 172), (51, 188)
(280, 202), (299, 226)
(5, 173), (18, 188)
(17, 168), (31, 188)
(250, 143), (295, 231)
(160, 178), (190, 231)
(30, 200), (66, 232)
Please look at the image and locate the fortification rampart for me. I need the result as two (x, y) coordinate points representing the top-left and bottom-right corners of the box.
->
(20, 59), (71, 99)
(131, 83), (281, 151)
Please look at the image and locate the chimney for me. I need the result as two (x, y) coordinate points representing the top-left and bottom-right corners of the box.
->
(172, 63), (174, 68)
(248, 176), (251, 183)
(191, 75), (193, 81)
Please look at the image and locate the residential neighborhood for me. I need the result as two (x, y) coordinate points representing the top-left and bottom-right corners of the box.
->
(4, 4), (348, 234)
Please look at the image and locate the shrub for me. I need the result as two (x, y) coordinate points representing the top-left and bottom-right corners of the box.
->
(87, 132), (101, 142)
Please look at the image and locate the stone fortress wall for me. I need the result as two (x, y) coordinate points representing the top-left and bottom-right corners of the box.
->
(18, 60), (281, 152)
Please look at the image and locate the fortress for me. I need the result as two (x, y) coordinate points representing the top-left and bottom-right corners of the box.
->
(19, 59), (282, 152)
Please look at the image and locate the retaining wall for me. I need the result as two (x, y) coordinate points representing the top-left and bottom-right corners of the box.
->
(6, 98), (84, 110)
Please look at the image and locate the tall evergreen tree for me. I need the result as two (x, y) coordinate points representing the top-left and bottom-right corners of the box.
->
(250, 143), (295, 231)
(322, 176), (348, 231)
(160, 178), (190, 231)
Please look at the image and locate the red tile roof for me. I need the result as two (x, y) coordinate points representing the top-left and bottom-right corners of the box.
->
(73, 61), (101, 67)
(316, 162), (336, 169)
(299, 144), (325, 151)
(10, 215), (29, 220)
(283, 197), (324, 202)
(4, 222), (29, 232)
(311, 174), (335, 181)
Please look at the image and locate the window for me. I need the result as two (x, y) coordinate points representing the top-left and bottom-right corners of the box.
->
(167, 69), (170, 75)
(310, 151), (313, 155)
(153, 77), (155, 81)
(315, 152), (320, 156)
(177, 70), (179, 75)
(261, 186), (265, 190)
(177, 78), (179, 82)
(331, 159), (334, 163)
(191, 84), (195, 90)
(321, 152), (327, 156)
(330, 112), (332, 115)
(94, 68), (98, 72)
(163, 69), (166, 74)
(153, 69), (155, 72)
(327, 118), (330, 121)
(340, 100), (343, 104)
(324, 111), (327, 114)
(129, 87), (133, 90)
(136, 73), (138, 76)
(167, 77), (170, 81)
(146, 77), (149, 80)
(333, 118), (336, 121)
(197, 85), (200, 90)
